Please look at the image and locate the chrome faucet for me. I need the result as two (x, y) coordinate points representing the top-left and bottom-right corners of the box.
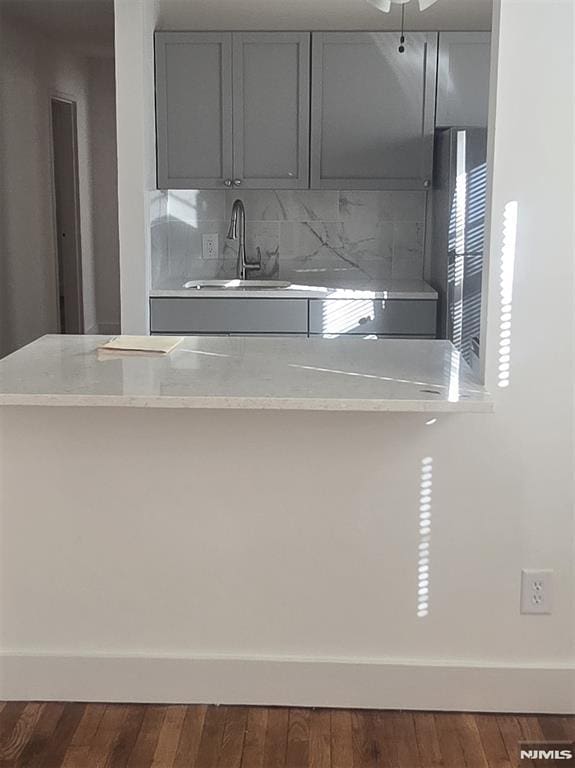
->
(227, 199), (261, 281)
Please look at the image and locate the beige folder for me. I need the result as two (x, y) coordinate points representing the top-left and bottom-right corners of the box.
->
(98, 336), (183, 354)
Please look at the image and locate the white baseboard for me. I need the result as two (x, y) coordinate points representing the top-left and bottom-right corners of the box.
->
(0, 653), (573, 713)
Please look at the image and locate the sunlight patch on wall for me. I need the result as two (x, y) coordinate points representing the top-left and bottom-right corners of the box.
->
(168, 191), (199, 228)
(448, 346), (461, 403)
(451, 130), (468, 351)
(498, 201), (518, 388)
(417, 457), (433, 618)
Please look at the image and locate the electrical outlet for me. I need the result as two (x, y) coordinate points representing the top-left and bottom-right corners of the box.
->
(521, 569), (553, 614)
(202, 233), (219, 260)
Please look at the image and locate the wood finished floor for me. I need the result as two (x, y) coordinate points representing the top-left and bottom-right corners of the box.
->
(0, 703), (572, 767)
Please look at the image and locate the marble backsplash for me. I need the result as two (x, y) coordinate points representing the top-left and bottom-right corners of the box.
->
(151, 189), (426, 286)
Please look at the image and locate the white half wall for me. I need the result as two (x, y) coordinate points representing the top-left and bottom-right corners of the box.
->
(0, 402), (573, 712)
(0, 0), (573, 711)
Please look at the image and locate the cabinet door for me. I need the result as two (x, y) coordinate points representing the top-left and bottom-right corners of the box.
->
(155, 32), (233, 189)
(436, 32), (491, 128)
(311, 32), (437, 190)
(232, 33), (310, 189)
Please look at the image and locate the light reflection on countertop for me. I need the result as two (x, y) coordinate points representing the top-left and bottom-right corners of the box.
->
(150, 277), (439, 301)
(0, 335), (492, 413)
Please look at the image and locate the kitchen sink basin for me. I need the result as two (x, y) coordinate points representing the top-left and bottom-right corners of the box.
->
(183, 279), (292, 290)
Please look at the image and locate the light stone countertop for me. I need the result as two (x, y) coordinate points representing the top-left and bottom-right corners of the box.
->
(150, 277), (439, 301)
(0, 335), (492, 413)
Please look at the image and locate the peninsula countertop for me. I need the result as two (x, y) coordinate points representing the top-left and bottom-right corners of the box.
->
(150, 277), (439, 301)
(0, 335), (492, 413)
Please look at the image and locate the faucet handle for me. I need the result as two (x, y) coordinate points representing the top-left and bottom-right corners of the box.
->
(244, 247), (262, 273)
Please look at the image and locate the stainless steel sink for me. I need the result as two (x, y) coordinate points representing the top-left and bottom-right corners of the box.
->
(183, 279), (291, 290)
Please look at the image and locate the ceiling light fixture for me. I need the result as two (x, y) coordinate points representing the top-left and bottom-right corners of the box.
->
(366, 0), (440, 11)
(366, 0), (440, 53)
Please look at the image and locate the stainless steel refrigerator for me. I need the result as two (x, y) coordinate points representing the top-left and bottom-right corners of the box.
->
(428, 127), (488, 367)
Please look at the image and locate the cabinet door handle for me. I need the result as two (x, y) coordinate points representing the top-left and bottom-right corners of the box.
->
(223, 179), (233, 187)
(233, 179), (242, 187)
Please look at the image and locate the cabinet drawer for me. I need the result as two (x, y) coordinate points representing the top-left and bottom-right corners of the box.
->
(150, 298), (308, 334)
(309, 299), (437, 336)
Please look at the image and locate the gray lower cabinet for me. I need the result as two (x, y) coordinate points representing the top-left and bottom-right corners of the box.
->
(155, 31), (310, 191)
(308, 299), (437, 337)
(151, 297), (437, 337)
(436, 32), (491, 128)
(311, 32), (438, 190)
(150, 298), (308, 334)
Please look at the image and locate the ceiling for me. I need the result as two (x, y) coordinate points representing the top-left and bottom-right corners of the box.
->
(157, 0), (493, 32)
(0, 0), (493, 60)
(0, 0), (114, 58)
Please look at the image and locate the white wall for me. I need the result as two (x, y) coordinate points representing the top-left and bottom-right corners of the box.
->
(156, 0), (493, 31)
(88, 57), (121, 334)
(0, 12), (95, 352)
(114, 0), (160, 334)
(0, 12), (120, 355)
(0, 0), (573, 712)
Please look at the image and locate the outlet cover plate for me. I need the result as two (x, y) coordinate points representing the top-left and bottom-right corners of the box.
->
(521, 569), (553, 615)
(202, 234), (219, 260)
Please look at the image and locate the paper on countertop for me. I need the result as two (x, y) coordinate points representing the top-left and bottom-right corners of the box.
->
(98, 336), (183, 354)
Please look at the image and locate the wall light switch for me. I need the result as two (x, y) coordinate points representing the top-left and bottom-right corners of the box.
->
(202, 234), (219, 260)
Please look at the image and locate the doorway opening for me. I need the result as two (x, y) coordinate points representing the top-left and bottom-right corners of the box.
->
(51, 97), (84, 334)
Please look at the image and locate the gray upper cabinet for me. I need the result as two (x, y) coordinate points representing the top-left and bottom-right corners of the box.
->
(155, 31), (310, 190)
(311, 32), (438, 190)
(155, 33), (233, 189)
(436, 33), (491, 128)
(232, 33), (310, 189)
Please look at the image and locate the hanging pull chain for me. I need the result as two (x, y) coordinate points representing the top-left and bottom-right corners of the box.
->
(399, 4), (406, 53)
